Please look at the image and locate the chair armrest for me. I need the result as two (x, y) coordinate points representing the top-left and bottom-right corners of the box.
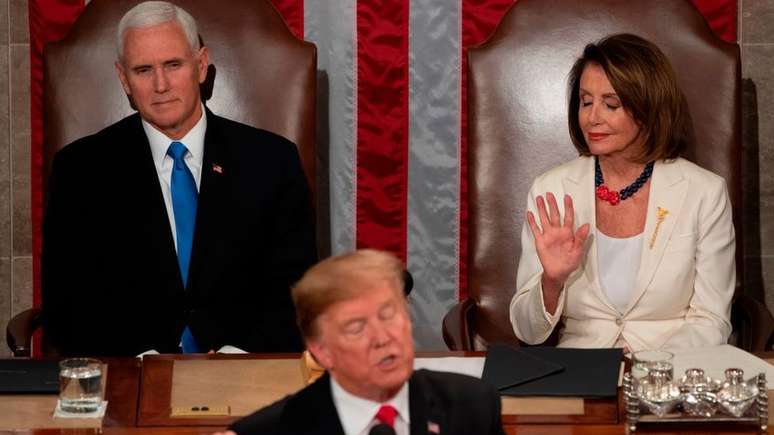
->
(6, 308), (42, 357)
(731, 294), (774, 352)
(442, 298), (476, 351)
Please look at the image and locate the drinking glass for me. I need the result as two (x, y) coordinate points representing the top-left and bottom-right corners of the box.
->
(59, 358), (103, 413)
(631, 349), (674, 388)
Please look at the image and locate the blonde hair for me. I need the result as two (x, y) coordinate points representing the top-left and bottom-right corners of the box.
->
(292, 250), (405, 339)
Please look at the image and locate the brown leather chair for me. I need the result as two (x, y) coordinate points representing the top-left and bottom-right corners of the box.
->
(442, 0), (773, 351)
(6, 0), (316, 357)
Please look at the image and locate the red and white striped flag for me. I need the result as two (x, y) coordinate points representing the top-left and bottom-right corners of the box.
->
(30, 0), (738, 352)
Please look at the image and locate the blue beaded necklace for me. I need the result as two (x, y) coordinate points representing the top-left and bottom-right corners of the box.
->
(594, 156), (654, 206)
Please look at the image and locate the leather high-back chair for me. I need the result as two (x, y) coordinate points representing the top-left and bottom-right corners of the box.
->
(442, 0), (761, 350)
(44, 0), (316, 193)
(7, 0), (316, 357)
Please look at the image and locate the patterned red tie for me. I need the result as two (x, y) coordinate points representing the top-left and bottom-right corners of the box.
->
(375, 405), (398, 427)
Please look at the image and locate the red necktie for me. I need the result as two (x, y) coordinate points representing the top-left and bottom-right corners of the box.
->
(375, 405), (398, 427)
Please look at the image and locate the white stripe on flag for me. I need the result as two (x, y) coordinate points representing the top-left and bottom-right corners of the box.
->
(305, 0), (356, 255)
(407, 0), (462, 349)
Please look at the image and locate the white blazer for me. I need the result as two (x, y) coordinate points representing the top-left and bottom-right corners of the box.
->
(510, 156), (735, 351)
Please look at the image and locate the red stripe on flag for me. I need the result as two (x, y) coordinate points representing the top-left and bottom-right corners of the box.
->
(691, 0), (737, 42)
(355, 0), (410, 261)
(271, 0), (304, 40)
(460, 0), (515, 301)
(30, 0), (85, 357)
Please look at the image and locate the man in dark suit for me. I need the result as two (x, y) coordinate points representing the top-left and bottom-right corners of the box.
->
(224, 250), (505, 435)
(41, 1), (316, 356)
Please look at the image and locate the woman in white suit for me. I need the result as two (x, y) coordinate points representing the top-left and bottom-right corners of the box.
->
(510, 34), (735, 352)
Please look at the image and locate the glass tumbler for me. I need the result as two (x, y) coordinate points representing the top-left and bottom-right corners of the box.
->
(59, 358), (103, 413)
(631, 349), (674, 389)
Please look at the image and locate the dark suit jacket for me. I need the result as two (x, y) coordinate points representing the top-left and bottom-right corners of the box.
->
(230, 369), (505, 435)
(41, 109), (317, 356)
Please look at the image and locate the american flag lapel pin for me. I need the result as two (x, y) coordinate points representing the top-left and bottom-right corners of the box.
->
(427, 421), (440, 434)
(212, 163), (223, 174)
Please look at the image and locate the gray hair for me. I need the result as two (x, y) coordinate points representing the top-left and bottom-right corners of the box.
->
(116, 1), (200, 60)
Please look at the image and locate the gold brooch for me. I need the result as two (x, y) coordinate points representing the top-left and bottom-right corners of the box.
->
(649, 207), (670, 249)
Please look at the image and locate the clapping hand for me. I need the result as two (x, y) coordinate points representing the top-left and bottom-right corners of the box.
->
(526, 192), (590, 296)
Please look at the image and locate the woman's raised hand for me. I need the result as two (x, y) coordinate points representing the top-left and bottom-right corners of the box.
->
(526, 192), (590, 290)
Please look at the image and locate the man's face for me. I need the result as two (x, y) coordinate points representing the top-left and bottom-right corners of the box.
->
(116, 21), (208, 140)
(308, 281), (415, 402)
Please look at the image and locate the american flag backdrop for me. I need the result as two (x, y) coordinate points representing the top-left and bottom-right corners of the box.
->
(30, 0), (738, 351)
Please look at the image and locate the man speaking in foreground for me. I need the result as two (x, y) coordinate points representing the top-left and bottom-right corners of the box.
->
(223, 250), (504, 435)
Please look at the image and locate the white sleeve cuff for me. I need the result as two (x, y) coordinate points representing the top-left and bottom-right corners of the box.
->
(217, 345), (248, 354)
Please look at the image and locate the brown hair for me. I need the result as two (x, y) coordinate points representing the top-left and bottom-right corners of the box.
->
(567, 33), (689, 162)
(292, 250), (406, 339)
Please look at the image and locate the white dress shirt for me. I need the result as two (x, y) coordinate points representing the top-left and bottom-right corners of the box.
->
(330, 376), (410, 435)
(137, 107), (250, 355)
(141, 104), (207, 252)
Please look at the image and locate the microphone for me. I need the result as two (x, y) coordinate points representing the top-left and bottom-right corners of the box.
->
(369, 424), (396, 435)
(402, 269), (414, 296)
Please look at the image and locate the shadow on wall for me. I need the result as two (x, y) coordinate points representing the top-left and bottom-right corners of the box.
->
(741, 78), (764, 305)
(316, 69), (332, 259)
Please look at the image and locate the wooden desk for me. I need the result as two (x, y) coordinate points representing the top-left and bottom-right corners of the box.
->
(138, 353), (304, 427)
(102, 357), (143, 427)
(17, 423), (774, 434)
(5, 353), (773, 434)
(0, 357), (141, 430)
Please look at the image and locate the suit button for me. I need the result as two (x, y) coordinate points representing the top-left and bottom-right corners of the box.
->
(615, 318), (623, 326)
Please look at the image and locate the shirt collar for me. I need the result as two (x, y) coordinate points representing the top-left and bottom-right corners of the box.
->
(142, 102), (207, 170)
(330, 375), (410, 435)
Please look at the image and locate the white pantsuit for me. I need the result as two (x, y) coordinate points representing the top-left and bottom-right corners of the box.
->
(510, 156), (735, 351)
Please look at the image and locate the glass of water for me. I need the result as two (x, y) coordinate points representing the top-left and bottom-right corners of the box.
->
(631, 349), (674, 389)
(59, 358), (103, 413)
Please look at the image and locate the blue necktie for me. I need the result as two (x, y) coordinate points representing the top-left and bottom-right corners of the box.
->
(167, 141), (201, 353)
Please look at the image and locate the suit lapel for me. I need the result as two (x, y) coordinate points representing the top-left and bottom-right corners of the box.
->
(624, 159), (688, 314)
(283, 372), (443, 435)
(562, 157), (617, 311)
(187, 109), (227, 294)
(409, 371), (437, 435)
(283, 374), (346, 435)
(125, 115), (182, 293)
